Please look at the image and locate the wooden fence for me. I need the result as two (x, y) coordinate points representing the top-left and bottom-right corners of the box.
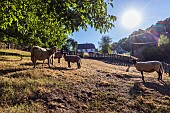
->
(87, 52), (170, 75)
(87, 53), (132, 66)
(0, 42), (169, 75)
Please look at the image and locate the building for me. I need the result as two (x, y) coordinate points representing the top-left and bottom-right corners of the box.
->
(113, 45), (128, 54)
(77, 43), (96, 53)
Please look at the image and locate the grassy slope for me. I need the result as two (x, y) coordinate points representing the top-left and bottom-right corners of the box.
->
(0, 49), (30, 56)
(0, 50), (170, 113)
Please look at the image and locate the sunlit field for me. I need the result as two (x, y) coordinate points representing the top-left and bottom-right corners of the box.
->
(0, 50), (169, 113)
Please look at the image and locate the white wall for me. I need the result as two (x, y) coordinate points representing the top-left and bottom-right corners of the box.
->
(78, 49), (95, 53)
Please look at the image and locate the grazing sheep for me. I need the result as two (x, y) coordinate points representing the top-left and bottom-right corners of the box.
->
(63, 53), (81, 68)
(51, 51), (63, 65)
(131, 59), (164, 82)
(31, 46), (56, 68)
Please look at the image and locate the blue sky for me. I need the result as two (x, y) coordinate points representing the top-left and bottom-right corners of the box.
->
(69, 0), (170, 49)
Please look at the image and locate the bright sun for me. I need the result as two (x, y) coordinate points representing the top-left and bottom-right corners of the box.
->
(121, 10), (141, 29)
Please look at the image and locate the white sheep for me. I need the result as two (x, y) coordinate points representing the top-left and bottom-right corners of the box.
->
(31, 46), (56, 68)
(131, 59), (164, 82)
(63, 53), (81, 68)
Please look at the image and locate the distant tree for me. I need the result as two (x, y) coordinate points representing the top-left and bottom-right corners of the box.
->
(65, 38), (78, 51)
(142, 21), (170, 62)
(141, 46), (164, 61)
(117, 37), (128, 45)
(165, 17), (170, 33)
(116, 37), (129, 51)
(111, 42), (118, 50)
(98, 35), (112, 53)
(158, 35), (170, 46)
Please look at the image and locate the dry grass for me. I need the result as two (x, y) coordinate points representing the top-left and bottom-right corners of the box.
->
(0, 50), (170, 113)
(0, 49), (31, 56)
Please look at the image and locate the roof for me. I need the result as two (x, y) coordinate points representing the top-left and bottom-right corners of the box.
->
(77, 43), (96, 49)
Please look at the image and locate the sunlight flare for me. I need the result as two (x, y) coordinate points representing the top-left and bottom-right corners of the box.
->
(121, 10), (142, 29)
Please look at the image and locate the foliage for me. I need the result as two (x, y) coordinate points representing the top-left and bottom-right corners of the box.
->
(120, 18), (170, 52)
(141, 45), (170, 63)
(65, 38), (78, 51)
(117, 37), (128, 46)
(158, 35), (170, 46)
(142, 34), (170, 62)
(141, 46), (163, 61)
(165, 18), (170, 33)
(98, 35), (112, 53)
(0, 0), (116, 47)
(118, 37), (129, 50)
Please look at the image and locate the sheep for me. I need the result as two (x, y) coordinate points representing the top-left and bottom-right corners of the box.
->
(162, 62), (170, 76)
(131, 59), (164, 83)
(30, 46), (56, 68)
(51, 51), (63, 65)
(63, 53), (81, 68)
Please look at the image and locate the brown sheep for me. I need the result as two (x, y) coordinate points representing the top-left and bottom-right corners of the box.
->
(63, 53), (81, 69)
(51, 51), (63, 65)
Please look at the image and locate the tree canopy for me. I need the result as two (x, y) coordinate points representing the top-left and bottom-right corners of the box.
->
(98, 35), (112, 53)
(158, 34), (170, 46)
(0, 0), (116, 47)
(62, 38), (78, 51)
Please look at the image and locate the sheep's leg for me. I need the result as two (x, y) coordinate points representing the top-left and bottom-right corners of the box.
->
(79, 62), (81, 68)
(160, 72), (162, 80)
(77, 62), (81, 69)
(42, 60), (45, 67)
(77, 62), (80, 68)
(58, 58), (60, 63)
(160, 73), (162, 80)
(68, 62), (71, 68)
(157, 71), (162, 81)
(33, 60), (36, 68)
(77, 62), (79, 68)
(48, 58), (51, 68)
(157, 71), (160, 81)
(141, 71), (145, 83)
(31, 57), (36, 68)
(51, 56), (54, 65)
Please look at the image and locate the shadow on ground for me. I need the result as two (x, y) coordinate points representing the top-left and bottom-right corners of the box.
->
(129, 81), (170, 97)
(20, 62), (43, 66)
(113, 73), (140, 79)
(0, 67), (30, 76)
(51, 66), (75, 71)
(144, 81), (170, 96)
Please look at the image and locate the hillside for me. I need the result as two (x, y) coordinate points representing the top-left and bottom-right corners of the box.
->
(121, 17), (170, 52)
(0, 51), (170, 112)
